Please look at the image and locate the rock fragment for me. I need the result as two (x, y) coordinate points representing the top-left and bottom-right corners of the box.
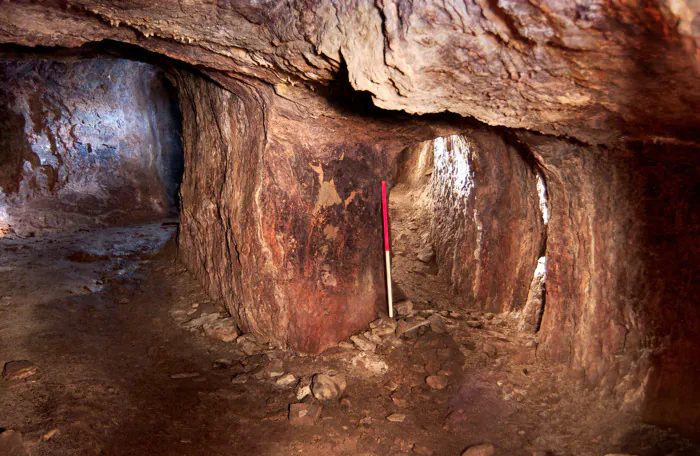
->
(202, 317), (239, 342)
(369, 317), (397, 337)
(428, 314), (448, 334)
(170, 372), (200, 379)
(311, 373), (346, 401)
(288, 403), (322, 425)
(386, 413), (406, 422)
(2, 360), (39, 381)
(295, 378), (312, 400)
(462, 443), (495, 456)
(396, 317), (430, 336)
(394, 300), (414, 317)
(276, 373), (297, 387)
(426, 375), (448, 390)
(350, 334), (376, 352)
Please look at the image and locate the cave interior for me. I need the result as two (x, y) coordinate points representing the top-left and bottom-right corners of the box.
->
(0, 3), (698, 456)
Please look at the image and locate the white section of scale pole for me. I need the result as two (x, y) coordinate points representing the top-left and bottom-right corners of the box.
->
(385, 250), (393, 318)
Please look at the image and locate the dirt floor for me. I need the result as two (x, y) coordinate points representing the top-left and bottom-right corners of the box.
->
(1, 215), (698, 455)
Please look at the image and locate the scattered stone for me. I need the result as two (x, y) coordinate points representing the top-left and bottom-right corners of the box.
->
(466, 321), (483, 329)
(370, 317), (397, 337)
(416, 245), (435, 263)
(2, 360), (39, 381)
(396, 317), (430, 336)
(351, 352), (390, 376)
(428, 314), (448, 334)
(170, 372), (200, 379)
(41, 429), (59, 441)
(212, 358), (234, 369)
(462, 443), (495, 456)
(237, 334), (265, 356)
(363, 330), (383, 345)
(181, 313), (218, 331)
(0, 430), (28, 456)
(267, 359), (285, 377)
(202, 317), (239, 342)
(311, 373), (347, 401)
(394, 300), (414, 317)
(426, 375), (448, 390)
(339, 397), (352, 408)
(276, 373), (297, 387)
(296, 377), (312, 400)
(483, 343), (498, 358)
(338, 341), (354, 350)
(350, 334), (376, 352)
(386, 413), (406, 422)
(288, 403), (322, 425)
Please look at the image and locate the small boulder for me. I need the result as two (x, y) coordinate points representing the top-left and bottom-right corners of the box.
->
(394, 300), (414, 317)
(396, 317), (430, 336)
(369, 317), (397, 337)
(311, 373), (347, 401)
(462, 443), (495, 456)
(386, 413), (406, 422)
(202, 318), (239, 342)
(428, 314), (448, 334)
(295, 378), (312, 400)
(276, 373), (297, 387)
(417, 245), (435, 263)
(288, 403), (322, 425)
(2, 360), (39, 381)
(426, 375), (448, 390)
(350, 335), (376, 352)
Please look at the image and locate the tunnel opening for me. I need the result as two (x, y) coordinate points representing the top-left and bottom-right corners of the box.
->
(388, 133), (548, 334)
(0, 47), (184, 237)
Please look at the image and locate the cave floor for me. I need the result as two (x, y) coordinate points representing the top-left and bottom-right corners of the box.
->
(0, 223), (696, 456)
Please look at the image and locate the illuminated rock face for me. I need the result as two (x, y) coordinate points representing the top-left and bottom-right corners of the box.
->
(0, 59), (182, 235)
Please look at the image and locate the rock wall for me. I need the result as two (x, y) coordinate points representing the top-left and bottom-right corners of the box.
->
(392, 132), (544, 314)
(0, 58), (182, 234)
(430, 133), (544, 313)
(175, 72), (462, 353)
(517, 133), (700, 437)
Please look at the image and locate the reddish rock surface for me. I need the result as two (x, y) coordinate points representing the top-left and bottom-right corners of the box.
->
(174, 72), (461, 353)
(0, 58), (182, 234)
(0, 0), (697, 439)
(0, 1), (698, 144)
(516, 133), (700, 437)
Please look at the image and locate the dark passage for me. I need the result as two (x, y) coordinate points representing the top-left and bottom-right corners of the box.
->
(0, 57), (183, 236)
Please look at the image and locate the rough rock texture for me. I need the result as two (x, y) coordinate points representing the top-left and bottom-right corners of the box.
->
(516, 133), (700, 437)
(430, 133), (544, 312)
(0, 1), (698, 145)
(0, 0), (698, 439)
(0, 58), (182, 234)
(175, 70), (461, 353)
(393, 133), (544, 313)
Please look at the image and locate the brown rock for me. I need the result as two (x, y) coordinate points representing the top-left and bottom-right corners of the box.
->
(462, 443), (495, 456)
(394, 300), (414, 317)
(202, 317), (239, 343)
(426, 375), (448, 390)
(2, 360), (39, 381)
(311, 373), (346, 401)
(350, 335), (376, 353)
(428, 314), (448, 334)
(288, 403), (322, 426)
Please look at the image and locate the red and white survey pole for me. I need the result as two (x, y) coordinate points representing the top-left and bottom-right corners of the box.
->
(381, 181), (394, 318)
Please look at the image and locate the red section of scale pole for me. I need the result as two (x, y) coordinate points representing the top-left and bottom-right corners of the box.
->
(381, 181), (394, 317)
(381, 181), (390, 251)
